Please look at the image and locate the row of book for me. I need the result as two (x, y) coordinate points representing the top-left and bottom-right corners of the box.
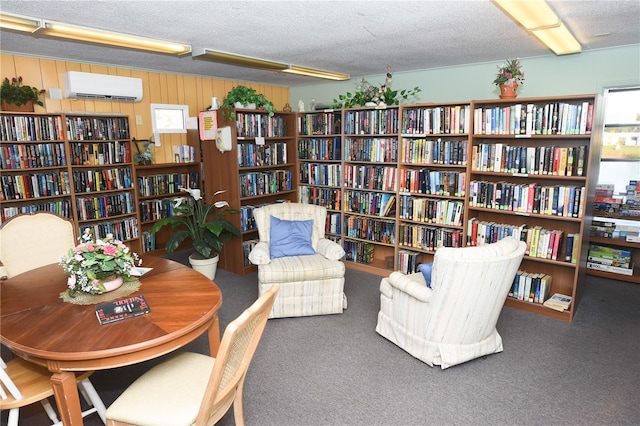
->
(298, 186), (341, 211)
(509, 270), (553, 305)
(471, 144), (587, 177)
(397, 249), (422, 274)
(399, 169), (466, 197)
(75, 192), (136, 220)
(1, 142), (67, 169)
(298, 137), (341, 161)
(326, 212), (341, 235)
(343, 239), (376, 264)
(237, 142), (288, 167)
(73, 168), (133, 193)
(1, 115), (64, 141)
(344, 165), (397, 192)
(69, 141), (131, 166)
(136, 172), (199, 197)
(590, 219), (640, 242)
(469, 180), (586, 218)
(344, 109), (399, 136)
(344, 137), (398, 163)
(587, 244), (634, 276)
(242, 239), (259, 266)
(66, 116), (130, 141)
(473, 101), (594, 136)
(84, 217), (139, 242)
(141, 231), (156, 253)
(234, 113), (287, 138)
(401, 105), (471, 135)
(238, 170), (292, 198)
(1, 171), (71, 200)
(344, 215), (395, 244)
(139, 196), (186, 223)
(398, 224), (463, 252)
(297, 112), (341, 136)
(171, 145), (196, 164)
(1, 199), (72, 223)
(345, 190), (396, 218)
(467, 217), (580, 263)
(398, 196), (464, 226)
(299, 163), (341, 187)
(401, 138), (468, 166)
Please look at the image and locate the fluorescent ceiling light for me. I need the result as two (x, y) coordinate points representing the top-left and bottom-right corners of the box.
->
(0, 12), (42, 33)
(282, 66), (350, 81)
(192, 48), (288, 71)
(492, 0), (581, 55)
(39, 21), (191, 55)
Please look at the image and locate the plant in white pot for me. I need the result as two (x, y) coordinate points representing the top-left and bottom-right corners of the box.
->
(150, 187), (240, 280)
(221, 85), (276, 119)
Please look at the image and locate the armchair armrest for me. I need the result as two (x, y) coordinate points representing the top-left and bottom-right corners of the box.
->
(248, 242), (271, 265)
(316, 238), (345, 261)
(387, 271), (433, 303)
(0, 260), (7, 281)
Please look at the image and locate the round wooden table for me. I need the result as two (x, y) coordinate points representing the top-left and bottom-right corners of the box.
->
(0, 256), (222, 425)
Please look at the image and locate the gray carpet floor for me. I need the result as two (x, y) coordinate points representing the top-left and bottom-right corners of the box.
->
(5, 251), (640, 425)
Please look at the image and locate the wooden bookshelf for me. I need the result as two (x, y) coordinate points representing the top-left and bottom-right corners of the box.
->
(203, 109), (298, 274)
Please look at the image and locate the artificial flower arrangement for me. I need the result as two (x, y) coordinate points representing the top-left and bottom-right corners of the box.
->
(493, 58), (525, 86)
(1, 76), (46, 106)
(330, 66), (421, 108)
(150, 187), (241, 260)
(59, 228), (141, 296)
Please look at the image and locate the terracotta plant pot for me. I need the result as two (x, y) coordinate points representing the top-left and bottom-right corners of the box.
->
(499, 82), (519, 99)
(1, 100), (35, 112)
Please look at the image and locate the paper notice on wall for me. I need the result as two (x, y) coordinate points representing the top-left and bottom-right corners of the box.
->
(199, 111), (218, 140)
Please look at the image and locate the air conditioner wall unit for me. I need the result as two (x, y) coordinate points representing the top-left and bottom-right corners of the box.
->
(64, 71), (143, 102)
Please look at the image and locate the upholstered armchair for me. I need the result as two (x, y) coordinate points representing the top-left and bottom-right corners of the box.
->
(248, 203), (346, 318)
(376, 237), (526, 369)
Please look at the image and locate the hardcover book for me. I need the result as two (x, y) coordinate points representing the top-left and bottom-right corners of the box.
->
(95, 294), (151, 325)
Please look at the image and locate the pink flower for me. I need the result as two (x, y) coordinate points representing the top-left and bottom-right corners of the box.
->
(102, 244), (117, 256)
(67, 276), (76, 288)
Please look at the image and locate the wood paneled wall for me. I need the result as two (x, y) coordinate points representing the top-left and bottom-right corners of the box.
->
(0, 53), (290, 163)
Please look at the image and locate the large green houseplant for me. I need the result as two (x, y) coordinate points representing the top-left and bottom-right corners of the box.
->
(221, 85), (276, 118)
(1, 76), (46, 108)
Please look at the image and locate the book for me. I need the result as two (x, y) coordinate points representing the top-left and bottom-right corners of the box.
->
(543, 293), (572, 311)
(586, 262), (634, 276)
(95, 294), (151, 325)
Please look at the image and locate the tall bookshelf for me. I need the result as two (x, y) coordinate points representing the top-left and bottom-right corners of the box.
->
(1, 112), (142, 255)
(468, 94), (603, 321)
(135, 129), (202, 255)
(203, 108), (298, 274)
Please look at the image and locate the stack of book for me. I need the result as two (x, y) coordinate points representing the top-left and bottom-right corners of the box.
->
(593, 183), (622, 215)
(587, 244), (634, 276)
(543, 293), (572, 312)
(620, 180), (640, 218)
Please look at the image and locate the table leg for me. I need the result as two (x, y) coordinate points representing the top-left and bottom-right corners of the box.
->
(50, 371), (84, 425)
(208, 314), (221, 357)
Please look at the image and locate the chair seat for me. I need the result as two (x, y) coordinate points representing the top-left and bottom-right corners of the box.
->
(257, 253), (345, 284)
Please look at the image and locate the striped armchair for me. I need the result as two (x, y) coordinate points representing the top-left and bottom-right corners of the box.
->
(376, 237), (526, 369)
(248, 203), (346, 318)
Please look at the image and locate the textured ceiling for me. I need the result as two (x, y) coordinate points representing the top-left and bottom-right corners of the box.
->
(1, 0), (639, 87)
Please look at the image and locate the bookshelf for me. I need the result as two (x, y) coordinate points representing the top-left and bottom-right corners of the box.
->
(587, 215), (640, 284)
(468, 94), (604, 321)
(135, 129), (202, 255)
(203, 108), (298, 274)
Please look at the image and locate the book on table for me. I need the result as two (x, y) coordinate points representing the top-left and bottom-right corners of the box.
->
(95, 294), (151, 325)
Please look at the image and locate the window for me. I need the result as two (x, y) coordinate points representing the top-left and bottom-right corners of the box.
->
(150, 104), (189, 134)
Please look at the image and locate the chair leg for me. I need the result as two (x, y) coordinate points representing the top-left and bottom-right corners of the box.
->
(78, 378), (107, 424)
(233, 380), (246, 426)
(7, 408), (19, 426)
(40, 397), (62, 423)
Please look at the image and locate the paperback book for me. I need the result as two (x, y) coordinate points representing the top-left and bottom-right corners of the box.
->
(543, 293), (572, 312)
(95, 294), (151, 325)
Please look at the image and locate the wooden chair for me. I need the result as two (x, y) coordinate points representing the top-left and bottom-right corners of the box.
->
(0, 356), (107, 425)
(105, 285), (279, 426)
(0, 212), (76, 280)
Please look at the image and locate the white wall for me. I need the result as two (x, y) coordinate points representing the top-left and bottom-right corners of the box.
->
(290, 45), (640, 109)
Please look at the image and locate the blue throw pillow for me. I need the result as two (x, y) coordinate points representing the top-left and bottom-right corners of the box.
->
(269, 216), (316, 259)
(418, 263), (433, 288)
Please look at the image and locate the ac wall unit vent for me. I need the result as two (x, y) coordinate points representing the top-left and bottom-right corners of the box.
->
(63, 71), (143, 102)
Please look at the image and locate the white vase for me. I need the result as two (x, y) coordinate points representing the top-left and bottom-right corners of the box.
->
(365, 102), (377, 107)
(99, 275), (124, 293)
(188, 254), (219, 280)
(234, 102), (256, 110)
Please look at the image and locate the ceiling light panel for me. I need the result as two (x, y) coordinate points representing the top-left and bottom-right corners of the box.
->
(532, 22), (582, 55)
(192, 48), (288, 71)
(0, 12), (42, 33)
(282, 66), (350, 81)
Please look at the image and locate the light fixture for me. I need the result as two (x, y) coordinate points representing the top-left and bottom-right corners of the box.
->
(282, 66), (350, 81)
(492, 0), (581, 55)
(0, 12), (42, 33)
(192, 48), (288, 71)
(38, 21), (191, 55)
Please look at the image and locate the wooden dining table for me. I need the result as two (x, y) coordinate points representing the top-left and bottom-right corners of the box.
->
(0, 255), (222, 425)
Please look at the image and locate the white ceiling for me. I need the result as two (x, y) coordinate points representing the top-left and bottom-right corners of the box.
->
(1, 0), (639, 87)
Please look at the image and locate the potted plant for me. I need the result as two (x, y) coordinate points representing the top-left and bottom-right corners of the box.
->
(221, 85), (276, 118)
(330, 67), (421, 109)
(1, 76), (46, 111)
(493, 58), (525, 99)
(150, 187), (240, 279)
